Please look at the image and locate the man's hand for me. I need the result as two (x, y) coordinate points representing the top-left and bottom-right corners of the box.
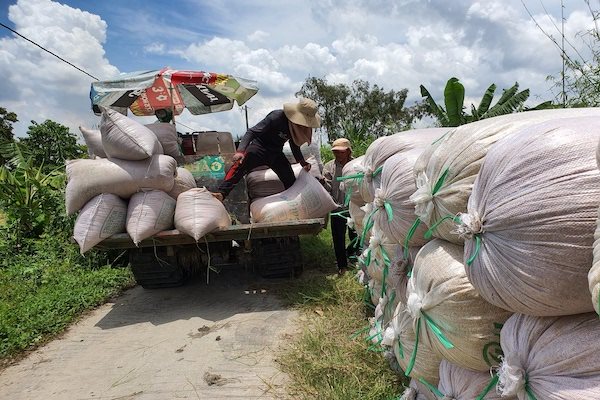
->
(301, 161), (311, 172)
(232, 152), (245, 163)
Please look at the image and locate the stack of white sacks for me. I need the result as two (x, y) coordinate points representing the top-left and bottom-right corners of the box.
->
(69, 107), (229, 254)
(248, 136), (338, 223)
(340, 108), (600, 399)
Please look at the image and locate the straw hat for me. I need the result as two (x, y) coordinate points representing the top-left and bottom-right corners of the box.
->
(331, 138), (351, 152)
(283, 98), (321, 128)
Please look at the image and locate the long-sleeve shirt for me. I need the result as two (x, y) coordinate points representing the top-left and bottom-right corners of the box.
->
(237, 109), (306, 164)
(322, 157), (353, 207)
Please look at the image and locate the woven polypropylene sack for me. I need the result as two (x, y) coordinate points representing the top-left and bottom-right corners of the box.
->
(65, 155), (177, 215)
(168, 167), (197, 199)
(589, 137), (600, 315)
(438, 360), (508, 400)
(399, 379), (438, 400)
(246, 157), (320, 199)
(283, 133), (323, 173)
(100, 107), (163, 160)
(497, 312), (600, 400)
(348, 200), (365, 236)
(406, 239), (512, 371)
(127, 190), (176, 245)
(79, 126), (107, 158)
(459, 117), (600, 316)
(364, 227), (401, 285)
(339, 156), (367, 206)
(174, 187), (231, 241)
(145, 122), (181, 158)
(250, 170), (337, 223)
(411, 108), (600, 244)
(391, 303), (442, 384)
(73, 193), (127, 254)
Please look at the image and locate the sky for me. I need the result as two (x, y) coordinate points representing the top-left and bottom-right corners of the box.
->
(0, 0), (597, 140)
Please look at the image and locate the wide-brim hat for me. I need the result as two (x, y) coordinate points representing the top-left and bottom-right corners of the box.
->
(331, 138), (351, 151)
(283, 98), (321, 128)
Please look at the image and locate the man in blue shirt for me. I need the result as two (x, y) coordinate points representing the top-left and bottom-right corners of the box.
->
(213, 98), (321, 201)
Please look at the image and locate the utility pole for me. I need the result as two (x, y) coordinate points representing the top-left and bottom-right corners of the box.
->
(561, 0), (566, 107)
(244, 105), (249, 130)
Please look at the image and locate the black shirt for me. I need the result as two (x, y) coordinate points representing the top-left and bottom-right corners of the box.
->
(237, 110), (305, 163)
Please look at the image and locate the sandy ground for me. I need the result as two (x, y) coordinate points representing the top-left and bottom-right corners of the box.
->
(0, 270), (298, 399)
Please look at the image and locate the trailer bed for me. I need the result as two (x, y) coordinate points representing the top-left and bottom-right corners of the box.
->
(95, 218), (326, 250)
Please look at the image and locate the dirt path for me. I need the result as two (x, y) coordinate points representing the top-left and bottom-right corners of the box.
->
(0, 270), (298, 399)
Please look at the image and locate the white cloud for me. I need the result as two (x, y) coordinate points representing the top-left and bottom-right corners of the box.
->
(1, 0), (117, 137)
(247, 30), (269, 43)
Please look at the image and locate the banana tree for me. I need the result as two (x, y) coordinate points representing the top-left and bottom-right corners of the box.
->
(420, 77), (549, 127)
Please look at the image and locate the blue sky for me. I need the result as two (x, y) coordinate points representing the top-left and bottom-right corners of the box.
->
(0, 0), (596, 139)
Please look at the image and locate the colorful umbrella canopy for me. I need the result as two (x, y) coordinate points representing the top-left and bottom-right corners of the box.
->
(90, 67), (259, 116)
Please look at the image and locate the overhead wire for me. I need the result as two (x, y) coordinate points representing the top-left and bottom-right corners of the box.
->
(0, 21), (99, 80)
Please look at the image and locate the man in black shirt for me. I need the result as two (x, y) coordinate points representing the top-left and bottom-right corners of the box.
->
(213, 98), (321, 200)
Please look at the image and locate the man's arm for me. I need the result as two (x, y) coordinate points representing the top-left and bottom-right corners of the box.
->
(321, 160), (333, 192)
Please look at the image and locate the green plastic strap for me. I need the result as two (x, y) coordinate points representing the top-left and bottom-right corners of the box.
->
(475, 374), (499, 400)
(418, 377), (444, 399)
(372, 165), (384, 178)
(366, 319), (383, 344)
(344, 190), (352, 207)
(404, 218), (422, 259)
(432, 167), (450, 195)
(380, 245), (391, 268)
(397, 337), (404, 359)
(526, 387), (537, 400)
(337, 172), (364, 182)
(405, 318), (421, 376)
(381, 264), (389, 298)
(466, 235), (481, 266)
(365, 249), (372, 267)
(367, 344), (386, 352)
(384, 201), (394, 222)
(350, 324), (370, 339)
(422, 312), (454, 349)
(423, 215), (461, 239)
(330, 210), (350, 218)
(360, 208), (377, 247)
(383, 291), (396, 325)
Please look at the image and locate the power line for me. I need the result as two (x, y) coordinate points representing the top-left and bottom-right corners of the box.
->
(0, 21), (99, 80)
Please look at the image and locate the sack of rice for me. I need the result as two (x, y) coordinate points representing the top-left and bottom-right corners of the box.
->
(78, 126), (107, 158)
(406, 239), (512, 371)
(174, 187), (231, 241)
(497, 312), (600, 400)
(363, 227), (401, 288)
(65, 155), (177, 215)
(390, 303), (442, 384)
(589, 137), (600, 315)
(283, 134), (323, 172)
(167, 167), (197, 199)
(246, 157), (320, 199)
(100, 107), (163, 160)
(250, 170), (337, 223)
(127, 190), (176, 245)
(339, 155), (367, 206)
(411, 108), (600, 244)
(145, 122), (181, 158)
(348, 200), (365, 235)
(399, 378), (438, 400)
(438, 360), (508, 400)
(458, 117), (600, 316)
(73, 193), (127, 254)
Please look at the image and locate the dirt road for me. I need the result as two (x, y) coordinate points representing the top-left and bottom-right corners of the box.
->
(0, 270), (298, 399)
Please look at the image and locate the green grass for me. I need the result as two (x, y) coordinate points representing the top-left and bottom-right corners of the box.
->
(275, 229), (405, 399)
(0, 235), (134, 365)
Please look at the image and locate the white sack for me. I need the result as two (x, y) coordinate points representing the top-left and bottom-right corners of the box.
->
(391, 304), (442, 384)
(283, 134), (323, 172)
(145, 122), (181, 158)
(339, 156), (367, 206)
(411, 108), (600, 244)
(588, 136), (600, 315)
(348, 200), (365, 236)
(406, 239), (512, 371)
(73, 193), (127, 254)
(246, 157), (320, 199)
(100, 107), (163, 160)
(459, 117), (600, 316)
(65, 155), (177, 215)
(78, 126), (107, 158)
(168, 167), (197, 199)
(127, 190), (176, 245)
(498, 312), (600, 400)
(399, 379), (438, 400)
(174, 188), (231, 241)
(250, 170), (337, 223)
(438, 360), (508, 400)
(363, 226), (401, 287)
